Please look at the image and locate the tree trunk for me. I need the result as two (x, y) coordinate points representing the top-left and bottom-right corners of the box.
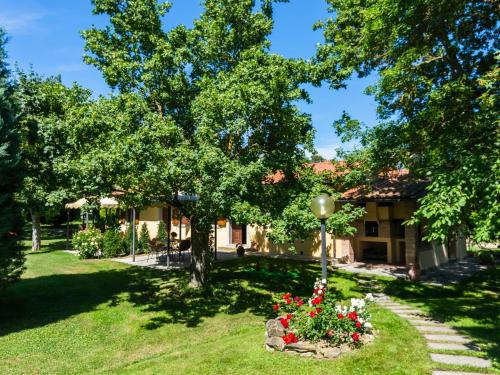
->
(189, 217), (211, 288)
(31, 210), (41, 251)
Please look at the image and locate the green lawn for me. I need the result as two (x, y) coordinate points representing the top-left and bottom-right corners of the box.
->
(0, 239), (434, 375)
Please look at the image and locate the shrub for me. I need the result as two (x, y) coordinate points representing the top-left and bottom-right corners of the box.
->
(477, 250), (495, 265)
(72, 227), (103, 259)
(122, 224), (138, 255)
(138, 223), (150, 254)
(273, 280), (374, 347)
(102, 229), (124, 258)
(157, 221), (168, 242)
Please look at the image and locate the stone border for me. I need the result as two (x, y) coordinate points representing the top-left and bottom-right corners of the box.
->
(265, 319), (375, 359)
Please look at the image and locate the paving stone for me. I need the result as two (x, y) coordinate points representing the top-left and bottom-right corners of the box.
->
(391, 309), (424, 315)
(398, 313), (428, 319)
(408, 319), (445, 326)
(382, 304), (414, 309)
(430, 353), (492, 368)
(428, 342), (480, 351)
(424, 334), (472, 343)
(433, 372), (489, 375)
(415, 325), (457, 333)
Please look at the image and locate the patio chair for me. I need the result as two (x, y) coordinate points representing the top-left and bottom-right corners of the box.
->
(177, 238), (191, 260)
(147, 239), (162, 262)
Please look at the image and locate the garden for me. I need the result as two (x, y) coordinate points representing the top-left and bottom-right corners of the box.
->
(0, 232), (498, 374)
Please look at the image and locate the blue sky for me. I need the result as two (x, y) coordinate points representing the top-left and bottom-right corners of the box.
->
(0, 0), (377, 158)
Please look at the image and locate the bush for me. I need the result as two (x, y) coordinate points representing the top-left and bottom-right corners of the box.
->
(157, 221), (168, 242)
(72, 227), (103, 259)
(102, 229), (124, 258)
(477, 250), (495, 265)
(139, 223), (150, 254)
(122, 224), (137, 255)
(273, 280), (374, 347)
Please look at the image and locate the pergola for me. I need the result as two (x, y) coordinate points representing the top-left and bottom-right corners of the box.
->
(65, 197), (120, 250)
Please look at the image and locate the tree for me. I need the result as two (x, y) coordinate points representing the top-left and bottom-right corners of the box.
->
(80, 0), (316, 287)
(0, 29), (24, 288)
(315, 0), (499, 242)
(14, 71), (91, 250)
(139, 222), (150, 253)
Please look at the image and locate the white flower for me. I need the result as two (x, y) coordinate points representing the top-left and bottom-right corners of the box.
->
(365, 322), (373, 329)
(365, 293), (374, 302)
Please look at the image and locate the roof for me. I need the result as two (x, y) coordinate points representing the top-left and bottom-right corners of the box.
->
(340, 169), (428, 202)
(267, 160), (345, 183)
(65, 197), (119, 209)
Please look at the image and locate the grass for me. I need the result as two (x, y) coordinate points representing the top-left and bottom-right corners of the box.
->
(0, 234), (434, 375)
(377, 265), (500, 372)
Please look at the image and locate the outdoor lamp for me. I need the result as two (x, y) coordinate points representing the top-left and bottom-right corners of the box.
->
(310, 194), (335, 220)
(310, 194), (335, 286)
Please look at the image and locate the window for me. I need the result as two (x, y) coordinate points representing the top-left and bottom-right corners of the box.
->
(392, 219), (405, 238)
(365, 221), (378, 237)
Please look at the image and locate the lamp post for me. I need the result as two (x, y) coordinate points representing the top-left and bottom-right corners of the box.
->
(310, 194), (335, 286)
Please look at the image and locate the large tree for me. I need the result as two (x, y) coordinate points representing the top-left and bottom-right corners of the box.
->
(0, 29), (24, 288)
(315, 0), (499, 243)
(80, 0), (320, 287)
(14, 71), (91, 250)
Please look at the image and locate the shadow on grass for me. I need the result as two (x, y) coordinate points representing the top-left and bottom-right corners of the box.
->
(0, 256), (346, 336)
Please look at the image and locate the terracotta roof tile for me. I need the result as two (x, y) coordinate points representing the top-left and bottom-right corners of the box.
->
(340, 171), (428, 201)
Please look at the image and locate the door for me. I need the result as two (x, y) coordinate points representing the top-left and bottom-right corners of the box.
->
(231, 224), (247, 244)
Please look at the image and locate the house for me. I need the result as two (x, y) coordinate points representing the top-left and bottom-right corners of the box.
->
(122, 162), (466, 271)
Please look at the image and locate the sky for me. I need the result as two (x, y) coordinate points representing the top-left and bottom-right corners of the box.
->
(0, 0), (378, 159)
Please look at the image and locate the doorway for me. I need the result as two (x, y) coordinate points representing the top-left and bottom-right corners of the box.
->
(231, 224), (247, 245)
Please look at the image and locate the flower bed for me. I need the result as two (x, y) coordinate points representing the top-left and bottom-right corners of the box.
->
(265, 280), (375, 359)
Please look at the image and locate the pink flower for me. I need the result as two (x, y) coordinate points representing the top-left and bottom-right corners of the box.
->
(293, 296), (300, 302)
(296, 299), (304, 307)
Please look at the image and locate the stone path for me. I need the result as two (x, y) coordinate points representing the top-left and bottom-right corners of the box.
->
(372, 292), (494, 374)
(357, 278), (494, 374)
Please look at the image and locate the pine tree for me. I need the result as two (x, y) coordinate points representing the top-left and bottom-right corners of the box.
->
(138, 223), (150, 253)
(0, 29), (25, 289)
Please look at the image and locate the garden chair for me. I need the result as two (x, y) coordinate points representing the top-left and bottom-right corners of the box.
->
(147, 239), (162, 262)
(177, 238), (191, 261)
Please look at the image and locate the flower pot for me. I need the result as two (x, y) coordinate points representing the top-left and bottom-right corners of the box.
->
(408, 263), (421, 281)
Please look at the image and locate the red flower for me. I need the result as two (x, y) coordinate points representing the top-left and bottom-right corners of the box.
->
(347, 311), (358, 320)
(352, 332), (359, 342)
(311, 296), (323, 305)
(273, 304), (279, 311)
(286, 313), (292, 320)
(326, 329), (334, 338)
(282, 332), (298, 344)
(315, 307), (322, 313)
(309, 311), (316, 318)
(285, 298), (292, 305)
(337, 313), (344, 319)
(280, 317), (289, 329)
(283, 293), (291, 300)
(355, 320), (362, 329)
